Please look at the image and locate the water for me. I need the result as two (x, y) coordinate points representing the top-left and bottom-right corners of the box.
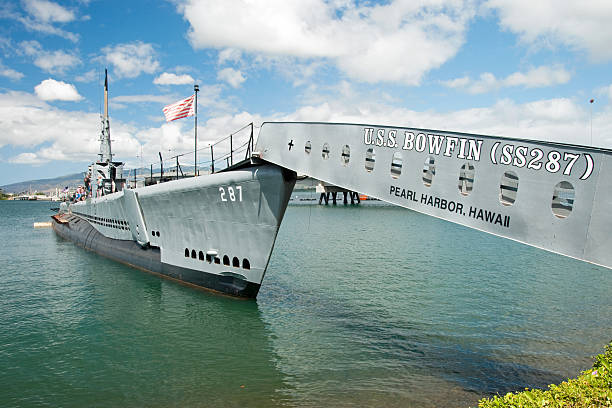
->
(1, 200), (610, 407)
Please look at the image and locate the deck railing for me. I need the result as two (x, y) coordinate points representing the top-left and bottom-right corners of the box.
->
(124, 123), (255, 188)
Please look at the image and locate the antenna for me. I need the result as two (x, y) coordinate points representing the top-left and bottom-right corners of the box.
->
(98, 68), (112, 163)
(194, 84), (199, 177)
(590, 98), (594, 146)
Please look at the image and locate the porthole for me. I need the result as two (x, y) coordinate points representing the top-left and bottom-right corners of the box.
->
(305, 141), (312, 154)
(552, 181), (575, 218)
(199, 251), (204, 261)
(156, 231), (160, 237)
(242, 258), (250, 270)
(223, 255), (230, 266)
(390, 152), (403, 179)
(214, 257), (220, 264)
(500, 171), (519, 206)
(422, 156), (435, 186)
(322, 143), (330, 160)
(232, 257), (240, 267)
(341, 145), (350, 166)
(458, 162), (475, 196)
(206, 254), (213, 263)
(184, 248), (189, 258)
(191, 249), (196, 259)
(365, 147), (376, 172)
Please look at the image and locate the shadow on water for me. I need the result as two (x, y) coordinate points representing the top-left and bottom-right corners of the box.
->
(61, 248), (294, 408)
(321, 294), (566, 395)
(261, 278), (566, 408)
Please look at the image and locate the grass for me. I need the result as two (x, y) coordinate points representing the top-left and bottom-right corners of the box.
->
(477, 341), (612, 407)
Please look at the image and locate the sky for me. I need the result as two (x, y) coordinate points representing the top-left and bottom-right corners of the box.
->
(1, 0), (611, 186)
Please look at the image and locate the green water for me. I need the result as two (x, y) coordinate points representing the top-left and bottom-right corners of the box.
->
(1, 200), (610, 407)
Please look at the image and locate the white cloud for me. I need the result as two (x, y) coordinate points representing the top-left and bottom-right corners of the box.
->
(101, 41), (160, 78)
(442, 76), (470, 89)
(113, 94), (176, 104)
(180, 0), (476, 85)
(4, 84), (612, 176)
(442, 65), (571, 94)
(253, 55), (323, 86)
(182, 78), (597, 150)
(18, 0), (79, 42)
(0, 91), (97, 151)
(34, 79), (82, 101)
(0, 67), (24, 80)
(33, 50), (80, 74)
(0, 91), (139, 164)
(0, 89), (249, 169)
(217, 67), (245, 88)
(504, 66), (571, 87)
(20, 40), (80, 74)
(9, 152), (41, 165)
(0, 60), (24, 80)
(218, 48), (242, 65)
(487, 0), (612, 61)
(75, 69), (97, 83)
(111, 84), (229, 116)
(153, 72), (195, 85)
(0, 37), (12, 53)
(23, 0), (75, 23)
(272, 81), (612, 148)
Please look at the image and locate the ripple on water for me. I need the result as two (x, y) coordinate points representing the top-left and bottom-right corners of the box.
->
(0, 201), (610, 408)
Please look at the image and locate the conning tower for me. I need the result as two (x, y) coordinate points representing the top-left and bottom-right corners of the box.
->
(91, 69), (125, 197)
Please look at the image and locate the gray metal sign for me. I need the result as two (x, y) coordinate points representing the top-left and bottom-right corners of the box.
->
(256, 122), (612, 269)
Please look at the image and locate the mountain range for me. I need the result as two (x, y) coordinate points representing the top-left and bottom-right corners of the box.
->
(0, 173), (85, 194)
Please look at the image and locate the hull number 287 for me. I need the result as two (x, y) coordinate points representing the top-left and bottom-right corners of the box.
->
(219, 186), (243, 202)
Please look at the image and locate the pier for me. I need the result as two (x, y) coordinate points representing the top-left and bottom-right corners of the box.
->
(316, 181), (360, 205)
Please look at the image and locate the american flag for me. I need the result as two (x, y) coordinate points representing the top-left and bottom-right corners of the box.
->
(163, 94), (195, 122)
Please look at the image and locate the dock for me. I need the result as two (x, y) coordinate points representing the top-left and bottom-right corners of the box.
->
(316, 182), (360, 205)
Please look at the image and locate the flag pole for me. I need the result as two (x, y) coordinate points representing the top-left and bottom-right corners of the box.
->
(194, 84), (199, 176)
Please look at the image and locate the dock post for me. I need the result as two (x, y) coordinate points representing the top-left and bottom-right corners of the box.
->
(210, 145), (215, 173)
(319, 192), (330, 205)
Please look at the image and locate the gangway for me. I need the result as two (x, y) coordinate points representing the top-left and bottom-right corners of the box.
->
(255, 122), (612, 270)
